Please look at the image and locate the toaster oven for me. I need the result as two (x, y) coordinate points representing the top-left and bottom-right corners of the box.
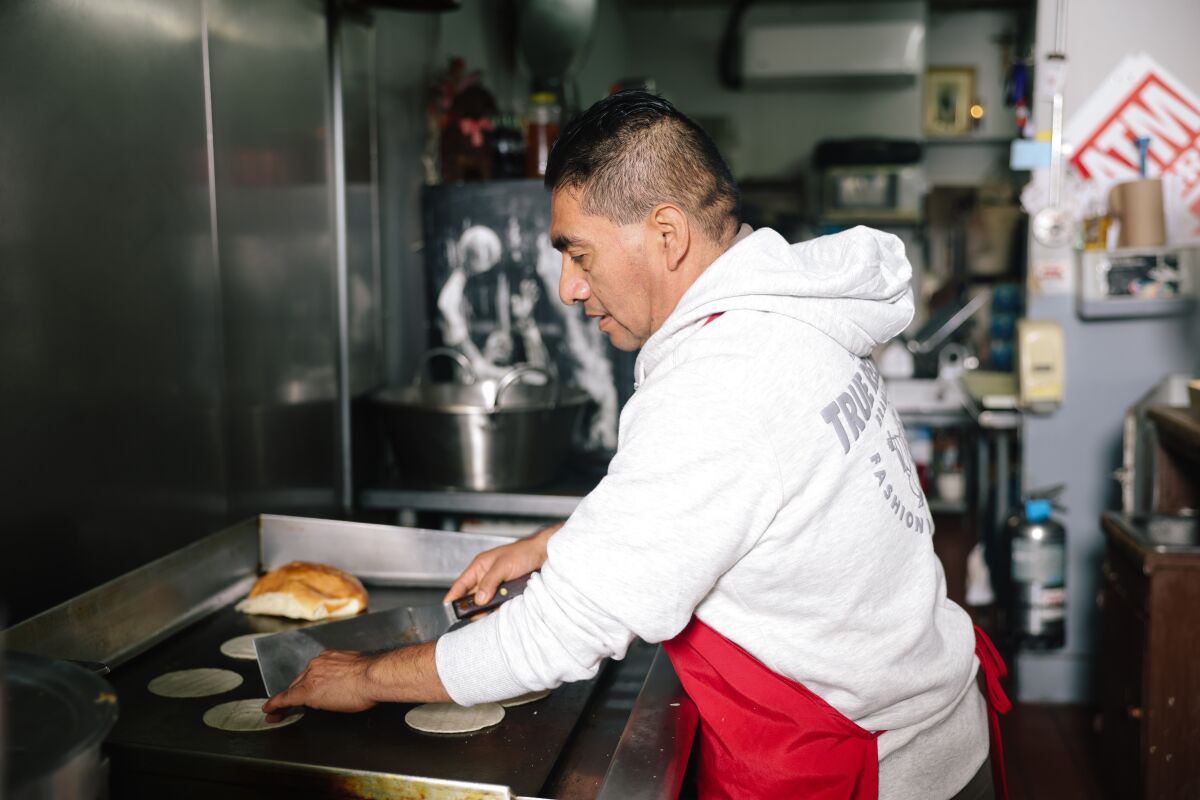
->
(822, 164), (923, 223)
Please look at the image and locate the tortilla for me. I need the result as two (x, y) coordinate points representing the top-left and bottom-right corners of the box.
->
(148, 668), (243, 698)
(219, 634), (266, 661)
(203, 699), (303, 732)
(404, 702), (505, 734)
(499, 689), (551, 708)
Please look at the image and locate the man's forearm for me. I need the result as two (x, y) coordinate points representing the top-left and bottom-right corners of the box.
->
(367, 641), (452, 704)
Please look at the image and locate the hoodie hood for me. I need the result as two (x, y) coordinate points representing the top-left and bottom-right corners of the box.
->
(635, 225), (914, 385)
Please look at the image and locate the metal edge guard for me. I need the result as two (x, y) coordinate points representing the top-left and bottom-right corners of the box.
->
(596, 647), (698, 800)
(3, 517), (260, 671)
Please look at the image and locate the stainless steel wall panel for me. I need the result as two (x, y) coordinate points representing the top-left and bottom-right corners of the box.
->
(5, 518), (259, 670)
(376, 13), (439, 386)
(339, 16), (387, 495)
(0, 0), (227, 621)
(206, 0), (339, 519)
(1, 0), (386, 623)
(341, 20), (382, 396)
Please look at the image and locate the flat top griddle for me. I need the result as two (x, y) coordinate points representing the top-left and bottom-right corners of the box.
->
(6, 516), (693, 800)
(105, 587), (598, 797)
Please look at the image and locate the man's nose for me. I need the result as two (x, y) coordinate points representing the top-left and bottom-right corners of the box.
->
(559, 256), (591, 306)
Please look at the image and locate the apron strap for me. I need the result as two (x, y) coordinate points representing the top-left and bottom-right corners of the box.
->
(973, 625), (1012, 800)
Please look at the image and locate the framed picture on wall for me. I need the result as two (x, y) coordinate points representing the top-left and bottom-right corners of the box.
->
(924, 67), (976, 136)
(421, 179), (626, 454)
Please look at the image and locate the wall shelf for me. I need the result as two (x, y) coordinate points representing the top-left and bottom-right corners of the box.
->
(922, 136), (1015, 146)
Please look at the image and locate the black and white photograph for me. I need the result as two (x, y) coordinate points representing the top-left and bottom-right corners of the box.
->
(422, 179), (620, 452)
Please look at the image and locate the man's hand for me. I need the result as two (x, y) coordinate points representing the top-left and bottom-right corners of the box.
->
(262, 641), (450, 717)
(444, 522), (563, 606)
(263, 650), (379, 715)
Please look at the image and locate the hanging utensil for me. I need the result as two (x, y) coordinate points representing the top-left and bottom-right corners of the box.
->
(1032, 0), (1073, 247)
(1031, 78), (1072, 247)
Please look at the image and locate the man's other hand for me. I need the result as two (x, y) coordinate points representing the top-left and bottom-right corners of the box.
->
(263, 650), (378, 716)
(444, 522), (563, 606)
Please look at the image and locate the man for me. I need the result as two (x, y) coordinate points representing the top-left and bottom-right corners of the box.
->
(265, 91), (1004, 800)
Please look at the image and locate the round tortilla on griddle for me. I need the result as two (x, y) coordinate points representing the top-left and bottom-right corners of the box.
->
(219, 633), (266, 661)
(404, 702), (504, 734)
(203, 699), (303, 732)
(499, 689), (551, 708)
(148, 668), (243, 698)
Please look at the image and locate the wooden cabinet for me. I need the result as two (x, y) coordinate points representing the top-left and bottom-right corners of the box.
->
(1098, 543), (1146, 800)
(1099, 516), (1200, 799)
(1146, 406), (1200, 514)
(1099, 403), (1200, 798)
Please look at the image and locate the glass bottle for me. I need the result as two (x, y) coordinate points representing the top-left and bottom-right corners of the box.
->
(491, 114), (525, 179)
(525, 92), (561, 179)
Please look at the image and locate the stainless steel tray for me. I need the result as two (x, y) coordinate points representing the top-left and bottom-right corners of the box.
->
(4, 515), (514, 673)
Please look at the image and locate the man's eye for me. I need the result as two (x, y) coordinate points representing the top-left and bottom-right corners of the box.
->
(570, 254), (585, 265)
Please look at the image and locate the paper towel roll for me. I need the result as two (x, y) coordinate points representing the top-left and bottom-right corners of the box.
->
(1108, 178), (1165, 248)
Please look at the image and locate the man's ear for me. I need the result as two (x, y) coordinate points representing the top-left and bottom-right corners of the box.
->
(649, 204), (690, 272)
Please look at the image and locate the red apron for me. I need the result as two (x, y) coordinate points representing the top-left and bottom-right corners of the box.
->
(674, 311), (1011, 798)
(663, 619), (1010, 800)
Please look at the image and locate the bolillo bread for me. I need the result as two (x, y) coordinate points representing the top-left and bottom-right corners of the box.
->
(235, 561), (368, 621)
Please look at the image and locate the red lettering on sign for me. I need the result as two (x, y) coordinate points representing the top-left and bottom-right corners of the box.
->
(1072, 75), (1200, 180)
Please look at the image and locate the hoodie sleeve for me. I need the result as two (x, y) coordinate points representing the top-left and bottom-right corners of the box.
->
(435, 356), (784, 705)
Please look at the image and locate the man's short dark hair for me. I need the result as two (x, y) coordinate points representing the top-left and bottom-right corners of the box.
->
(544, 91), (740, 244)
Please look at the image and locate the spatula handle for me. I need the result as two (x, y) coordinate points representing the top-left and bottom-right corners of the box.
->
(450, 573), (532, 620)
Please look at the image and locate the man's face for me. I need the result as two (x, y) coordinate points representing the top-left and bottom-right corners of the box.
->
(549, 189), (654, 352)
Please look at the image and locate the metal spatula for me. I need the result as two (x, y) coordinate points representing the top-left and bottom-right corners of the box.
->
(255, 575), (530, 697)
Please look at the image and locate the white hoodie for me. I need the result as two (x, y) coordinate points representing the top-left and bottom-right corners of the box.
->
(436, 225), (988, 800)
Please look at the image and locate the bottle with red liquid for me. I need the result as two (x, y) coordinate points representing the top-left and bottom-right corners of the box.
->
(525, 92), (561, 179)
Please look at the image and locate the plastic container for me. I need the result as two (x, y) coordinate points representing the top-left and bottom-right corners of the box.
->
(525, 92), (561, 179)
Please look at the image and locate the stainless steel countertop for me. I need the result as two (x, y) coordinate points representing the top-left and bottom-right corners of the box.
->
(359, 455), (612, 518)
(359, 484), (588, 518)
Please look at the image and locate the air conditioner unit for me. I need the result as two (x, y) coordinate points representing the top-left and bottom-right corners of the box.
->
(742, 20), (925, 87)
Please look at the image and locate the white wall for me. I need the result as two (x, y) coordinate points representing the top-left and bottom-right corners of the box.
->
(431, 2), (1020, 187)
(1020, 0), (1200, 703)
(1035, 0), (1200, 128)
(619, 2), (925, 180)
(431, 2), (927, 179)
(925, 10), (1021, 186)
(928, 11), (1017, 141)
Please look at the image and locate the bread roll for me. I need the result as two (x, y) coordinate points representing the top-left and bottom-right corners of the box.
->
(235, 561), (368, 621)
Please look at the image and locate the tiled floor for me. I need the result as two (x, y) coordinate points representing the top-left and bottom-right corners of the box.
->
(1000, 703), (1107, 800)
